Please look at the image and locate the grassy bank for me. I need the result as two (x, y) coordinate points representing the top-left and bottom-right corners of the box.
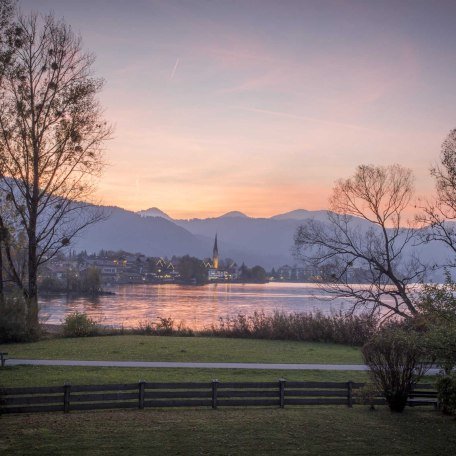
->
(1, 407), (455, 456)
(0, 335), (362, 364)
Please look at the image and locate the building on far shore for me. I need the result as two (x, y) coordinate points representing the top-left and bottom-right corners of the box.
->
(207, 234), (230, 281)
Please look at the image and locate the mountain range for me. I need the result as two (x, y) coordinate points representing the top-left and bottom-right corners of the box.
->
(71, 206), (335, 268)
(72, 204), (451, 274)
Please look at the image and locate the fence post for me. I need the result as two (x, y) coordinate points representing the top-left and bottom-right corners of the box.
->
(139, 380), (145, 409)
(279, 378), (286, 408)
(63, 383), (71, 413)
(347, 381), (353, 408)
(212, 379), (219, 409)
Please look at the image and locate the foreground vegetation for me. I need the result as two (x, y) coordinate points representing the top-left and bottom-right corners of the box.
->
(55, 310), (377, 346)
(0, 335), (362, 364)
(1, 407), (455, 456)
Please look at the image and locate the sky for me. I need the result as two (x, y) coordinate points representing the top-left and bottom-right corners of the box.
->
(20, 0), (456, 219)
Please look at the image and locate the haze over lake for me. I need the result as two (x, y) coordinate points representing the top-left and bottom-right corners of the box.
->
(39, 282), (363, 330)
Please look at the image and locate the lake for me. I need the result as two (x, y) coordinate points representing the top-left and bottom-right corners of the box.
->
(38, 282), (365, 329)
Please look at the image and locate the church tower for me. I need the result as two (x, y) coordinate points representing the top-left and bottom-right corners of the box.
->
(212, 234), (219, 269)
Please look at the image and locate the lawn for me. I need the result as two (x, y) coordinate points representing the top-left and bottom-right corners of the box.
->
(1, 407), (455, 455)
(0, 335), (362, 364)
(0, 337), (447, 456)
(0, 365), (369, 387)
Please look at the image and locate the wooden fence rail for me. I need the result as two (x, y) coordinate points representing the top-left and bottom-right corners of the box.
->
(0, 380), (437, 415)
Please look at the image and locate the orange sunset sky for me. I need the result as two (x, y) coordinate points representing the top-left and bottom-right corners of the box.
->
(21, 0), (456, 219)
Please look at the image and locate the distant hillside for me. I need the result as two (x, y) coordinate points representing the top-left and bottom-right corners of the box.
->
(137, 207), (173, 220)
(72, 206), (209, 259)
(271, 209), (328, 221)
(71, 205), (452, 275)
(219, 211), (249, 219)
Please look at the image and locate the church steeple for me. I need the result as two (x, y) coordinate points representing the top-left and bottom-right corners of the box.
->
(212, 233), (219, 269)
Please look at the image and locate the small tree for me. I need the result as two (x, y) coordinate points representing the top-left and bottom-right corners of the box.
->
(0, 10), (111, 336)
(177, 255), (207, 284)
(250, 265), (267, 283)
(362, 328), (429, 412)
(295, 164), (425, 318)
(79, 266), (101, 294)
(416, 278), (456, 375)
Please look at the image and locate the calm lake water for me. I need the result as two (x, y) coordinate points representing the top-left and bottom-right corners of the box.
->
(38, 282), (363, 329)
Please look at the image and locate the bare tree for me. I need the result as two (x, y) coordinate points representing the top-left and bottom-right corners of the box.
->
(0, 0), (17, 298)
(418, 129), (456, 267)
(0, 11), (111, 335)
(295, 164), (425, 318)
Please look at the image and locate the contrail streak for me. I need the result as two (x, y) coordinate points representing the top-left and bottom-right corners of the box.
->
(170, 58), (180, 79)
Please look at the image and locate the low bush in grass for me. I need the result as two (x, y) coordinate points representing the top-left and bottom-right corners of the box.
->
(0, 293), (29, 342)
(62, 312), (99, 337)
(200, 310), (378, 345)
(57, 310), (376, 345)
(132, 317), (194, 337)
(362, 328), (430, 412)
(436, 374), (456, 415)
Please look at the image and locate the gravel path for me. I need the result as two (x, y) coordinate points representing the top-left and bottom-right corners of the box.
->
(5, 359), (441, 374)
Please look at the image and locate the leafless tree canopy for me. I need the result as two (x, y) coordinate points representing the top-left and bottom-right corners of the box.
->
(295, 164), (424, 319)
(418, 129), (456, 266)
(0, 10), (111, 333)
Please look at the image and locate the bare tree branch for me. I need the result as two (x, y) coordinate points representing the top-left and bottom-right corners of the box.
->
(0, 10), (112, 334)
(295, 164), (424, 319)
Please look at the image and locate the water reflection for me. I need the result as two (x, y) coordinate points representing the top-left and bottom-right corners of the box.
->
(39, 282), (363, 330)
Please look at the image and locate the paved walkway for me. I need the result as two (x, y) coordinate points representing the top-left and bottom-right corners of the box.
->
(5, 359), (441, 374)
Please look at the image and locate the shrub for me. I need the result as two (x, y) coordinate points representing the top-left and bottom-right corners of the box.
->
(133, 318), (194, 337)
(156, 317), (175, 335)
(0, 293), (29, 342)
(435, 374), (456, 415)
(201, 310), (378, 345)
(62, 312), (98, 337)
(354, 383), (380, 411)
(415, 278), (456, 374)
(362, 328), (430, 412)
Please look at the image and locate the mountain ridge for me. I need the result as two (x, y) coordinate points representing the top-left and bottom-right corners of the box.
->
(71, 203), (450, 275)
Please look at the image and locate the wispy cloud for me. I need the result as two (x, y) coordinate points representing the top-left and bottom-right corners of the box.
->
(170, 57), (180, 79)
(232, 106), (374, 132)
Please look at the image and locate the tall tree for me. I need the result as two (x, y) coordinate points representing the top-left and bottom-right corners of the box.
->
(0, 0), (16, 298)
(0, 10), (111, 336)
(295, 164), (425, 318)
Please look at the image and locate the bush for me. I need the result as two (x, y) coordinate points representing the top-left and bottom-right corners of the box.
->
(201, 310), (378, 345)
(435, 374), (456, 415)
(0, 293), (29, 342)
(134, 318), (194, 337)
(415, 279), (456, 374)
(354, 383), (380, 411)
(62, 312), (98, 337)
(362, 328), (430, 412)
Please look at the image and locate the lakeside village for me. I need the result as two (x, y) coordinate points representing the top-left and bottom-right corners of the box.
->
(38, 234), (371, 293)
(38, 235), (310, 293)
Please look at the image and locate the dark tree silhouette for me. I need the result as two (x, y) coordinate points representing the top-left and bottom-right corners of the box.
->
(0, 9), (111, 335)
(295, 164), (425, 318)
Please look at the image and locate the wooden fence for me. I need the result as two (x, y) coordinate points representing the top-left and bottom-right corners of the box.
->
(0, 380), (437, 415)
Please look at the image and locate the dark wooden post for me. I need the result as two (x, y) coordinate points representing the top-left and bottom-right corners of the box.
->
(212, 379), (219, 409)
(347, 381), (353, 408)
(139, 380), (145, 409)
(63, 383), (71, 413)
(279, 378), (286, 408)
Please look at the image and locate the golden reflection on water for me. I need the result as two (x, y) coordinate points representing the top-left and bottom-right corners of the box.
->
(39, 282), (354, 330)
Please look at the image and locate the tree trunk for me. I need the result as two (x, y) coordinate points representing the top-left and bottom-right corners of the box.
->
(27, 178), (40, 338)
(0, 239), (4, 299)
